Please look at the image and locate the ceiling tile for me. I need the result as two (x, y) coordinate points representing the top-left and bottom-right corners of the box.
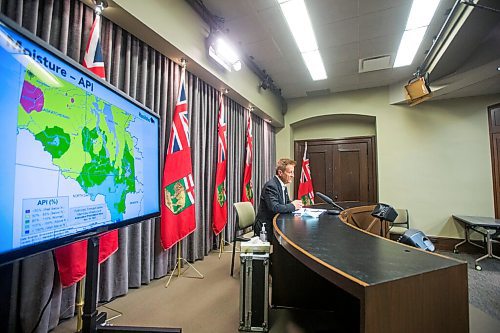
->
(321, 42), (359, 64)
(329, 60), (359, 77)
(244, 39), (285, 66)
(307, 0), (358, 26)
(359, 0), (412, 16)
(316, 18), (359, 49)
(224, 15), (269, 45)
(358, 35), (399, 59)
(359, 5), (408, 41)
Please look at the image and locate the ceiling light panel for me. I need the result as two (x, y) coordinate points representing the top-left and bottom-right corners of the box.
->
(277, 0), (327, 81)
(393, 0), (441, 68)
(302, 50), (327, 81)
(406, 0), (441, 30)
(393, 27), (427, 68)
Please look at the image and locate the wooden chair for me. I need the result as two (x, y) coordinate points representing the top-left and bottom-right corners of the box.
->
(340, 205), (390, 238)
(230, 202), (255, 276)
(389, 209), (410, 235)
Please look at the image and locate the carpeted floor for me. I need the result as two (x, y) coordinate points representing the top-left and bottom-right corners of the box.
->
(52, 247), (500, 333)
(438, 250), (500, 322)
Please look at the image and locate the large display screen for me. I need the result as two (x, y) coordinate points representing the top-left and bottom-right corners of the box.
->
(0, 16), (160, 265)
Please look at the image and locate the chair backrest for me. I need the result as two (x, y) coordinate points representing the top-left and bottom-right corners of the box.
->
(392, 209), (409, 228)
(233, 202), (255, 229)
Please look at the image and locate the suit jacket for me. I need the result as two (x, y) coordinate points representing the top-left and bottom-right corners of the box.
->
(254, 176), (295, 237)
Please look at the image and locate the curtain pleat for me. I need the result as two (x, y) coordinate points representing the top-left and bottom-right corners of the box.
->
(225, 100), (246, 240)
(1, 0), (276, 331)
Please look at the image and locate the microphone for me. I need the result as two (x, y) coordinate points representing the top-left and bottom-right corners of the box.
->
(315, 192), (344, 214)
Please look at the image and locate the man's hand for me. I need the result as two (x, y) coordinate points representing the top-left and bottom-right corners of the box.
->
(292, 200), (303, 210)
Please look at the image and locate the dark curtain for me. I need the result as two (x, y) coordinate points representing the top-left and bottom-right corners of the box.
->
(0, 0), (276, 332)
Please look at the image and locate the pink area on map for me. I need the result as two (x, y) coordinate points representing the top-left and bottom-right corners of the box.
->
(20, 81), (44, 113)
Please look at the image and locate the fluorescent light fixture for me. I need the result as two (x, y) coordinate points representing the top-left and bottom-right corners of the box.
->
(277, 0), (327, 81)
(406, 0), (441, 30)
(302, 50), (327, 81)
(393, 0), (441, 68)
(393, 27), (427, 68)
(208, 35), (242, 72)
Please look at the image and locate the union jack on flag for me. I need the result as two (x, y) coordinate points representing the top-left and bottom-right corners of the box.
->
(183, 174), (195, 203)
(82, 14), (105, 79)
(217, 98), (227, 163)
(168, 73), (190, 154)
(300, 158), (312, 183)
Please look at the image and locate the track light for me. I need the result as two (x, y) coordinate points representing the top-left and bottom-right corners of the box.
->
(207, 32), (242, 72)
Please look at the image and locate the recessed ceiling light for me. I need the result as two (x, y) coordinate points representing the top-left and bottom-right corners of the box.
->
(394, 0), (441, 68)
(277, 0), (327, 81)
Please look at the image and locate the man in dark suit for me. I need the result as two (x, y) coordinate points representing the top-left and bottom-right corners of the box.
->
(254, 158), (303, 237)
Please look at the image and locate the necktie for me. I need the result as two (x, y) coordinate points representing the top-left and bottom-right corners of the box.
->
(284, 187), (289, 204)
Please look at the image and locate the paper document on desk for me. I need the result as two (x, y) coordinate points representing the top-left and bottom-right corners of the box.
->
(293, 208), (326, 218)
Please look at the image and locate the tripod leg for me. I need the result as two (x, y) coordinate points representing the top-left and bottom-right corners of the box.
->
(181, 259), (204, 279)
(165, 259), (180, 288)
(218, 236), (224, 259)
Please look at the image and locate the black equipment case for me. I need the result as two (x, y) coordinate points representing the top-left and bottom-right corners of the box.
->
(239, 253), (269, 332)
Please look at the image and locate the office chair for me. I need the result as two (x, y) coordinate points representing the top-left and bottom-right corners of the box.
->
(230, 202), (255, 276)
(389, 208), (410, 235)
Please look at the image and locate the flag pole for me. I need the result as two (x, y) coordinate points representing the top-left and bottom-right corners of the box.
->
(75, 279), (84, 332)
(165, 240), (204, 288)
(218, 232), (233, 258)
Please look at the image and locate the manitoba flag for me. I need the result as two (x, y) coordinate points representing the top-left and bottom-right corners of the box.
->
(54, 13), (118, 287)
(241, 110), (253, 204)
(212, 94), (228, 235)
(298, 142), (314, 205)
(160, 67), (196, 249)
(82, 14), (105, 78)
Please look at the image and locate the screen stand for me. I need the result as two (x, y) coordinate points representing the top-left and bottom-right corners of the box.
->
(82, 236), (181, 333)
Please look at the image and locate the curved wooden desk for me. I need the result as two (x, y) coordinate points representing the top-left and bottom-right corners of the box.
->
(272, 205), (468, 333)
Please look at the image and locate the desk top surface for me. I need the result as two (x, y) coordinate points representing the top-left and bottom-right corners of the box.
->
(274, 210), (463, 286)
(453, 215), (500, 229)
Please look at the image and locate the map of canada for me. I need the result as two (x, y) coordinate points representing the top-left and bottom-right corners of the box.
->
(17, 68), (137, 223)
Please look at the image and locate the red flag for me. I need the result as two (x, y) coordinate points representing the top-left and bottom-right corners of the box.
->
(160, 67), (196, 249)
(55, 13), (118, 287)
(241, 110), (253, 204)
(212, 94), (228, 235)
(82, 14), (105, 78)
(298, 142), (315, 205)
